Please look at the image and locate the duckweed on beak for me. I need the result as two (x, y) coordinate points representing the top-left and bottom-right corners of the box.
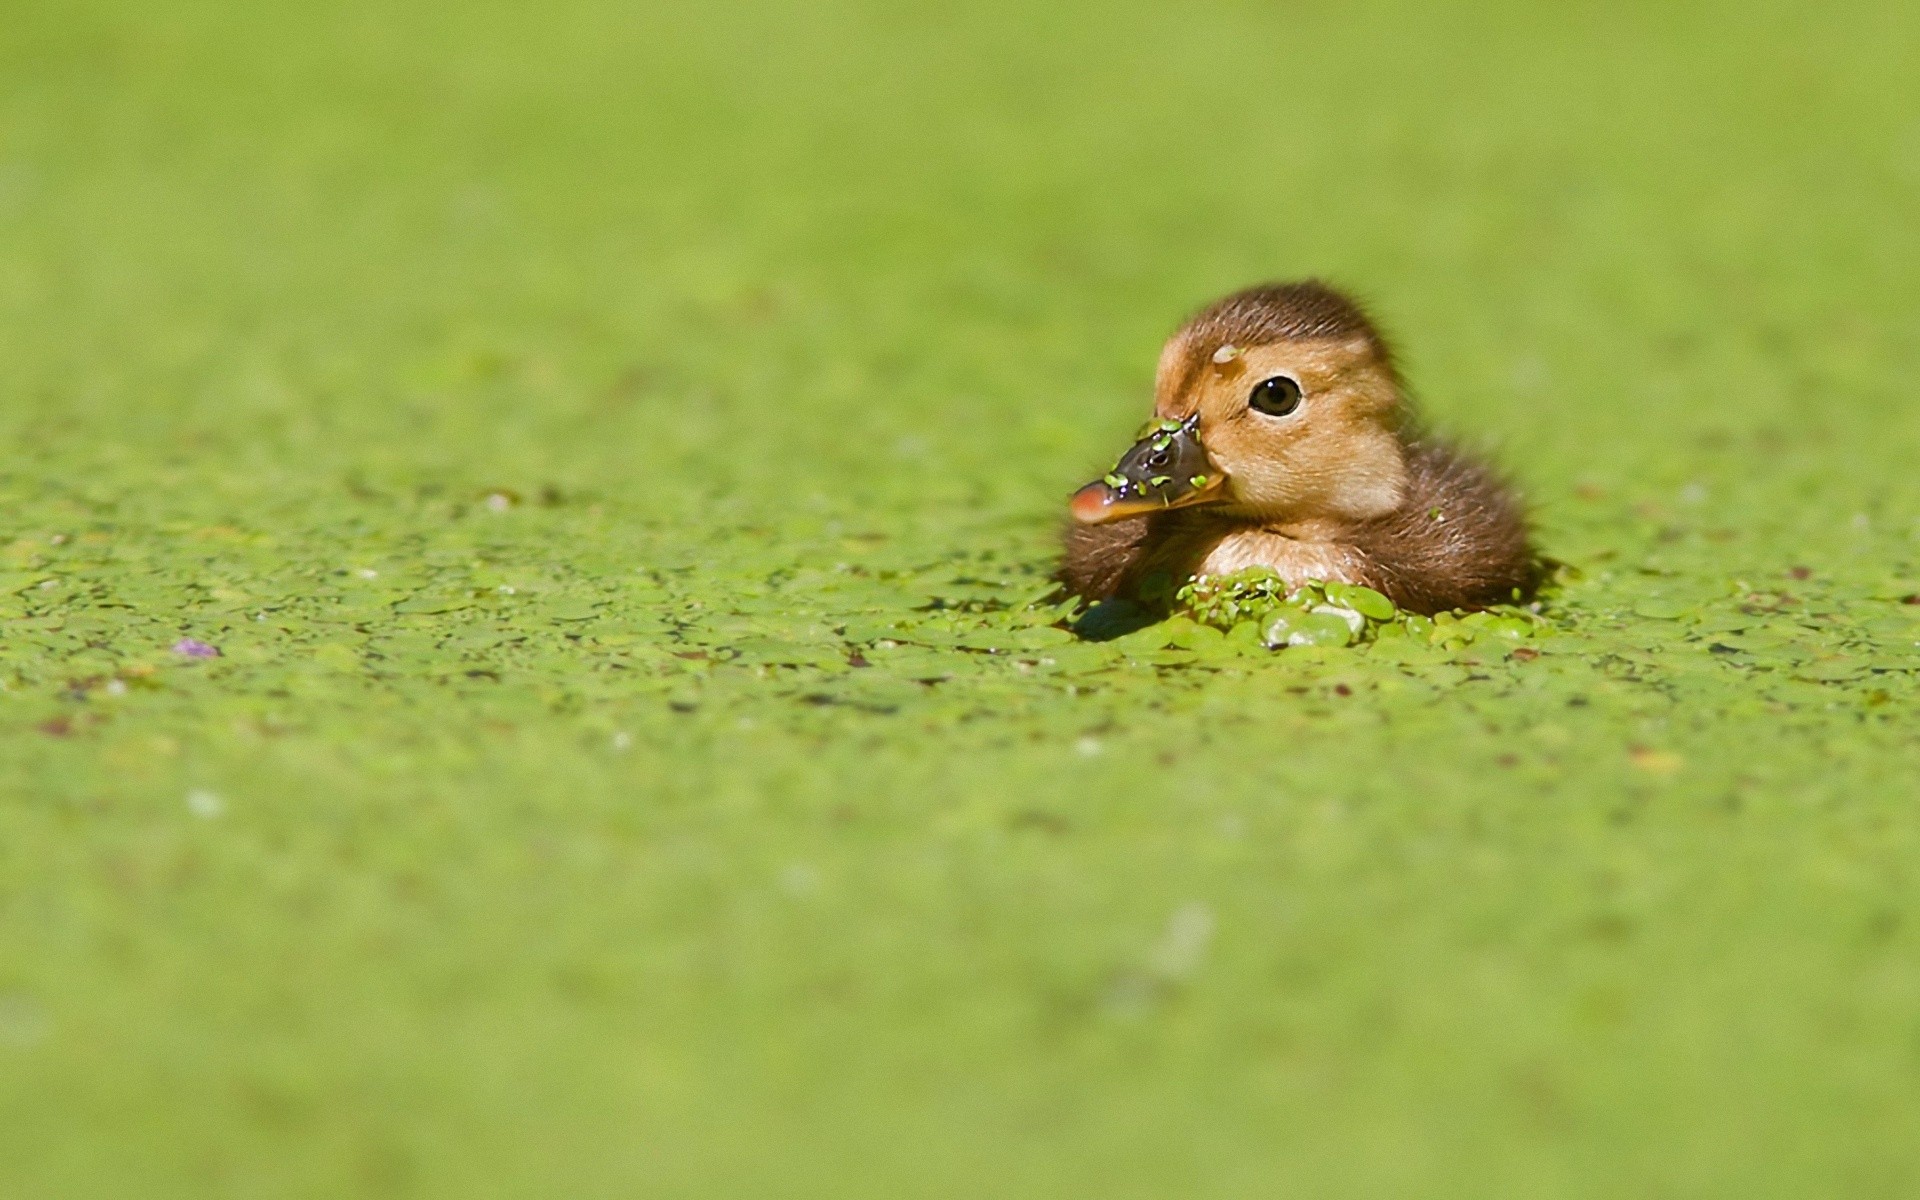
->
(1070, 414), (1225, 524)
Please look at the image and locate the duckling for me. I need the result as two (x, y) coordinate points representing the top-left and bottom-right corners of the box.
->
(1060, 281), (1539, 615)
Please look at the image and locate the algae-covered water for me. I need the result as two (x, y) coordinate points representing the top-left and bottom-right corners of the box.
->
(4, 2), (1919, 1196)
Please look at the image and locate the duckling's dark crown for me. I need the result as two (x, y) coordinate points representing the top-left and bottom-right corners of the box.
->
(1184, 280), (1385, 351)
(1171, 279), (1399, 394)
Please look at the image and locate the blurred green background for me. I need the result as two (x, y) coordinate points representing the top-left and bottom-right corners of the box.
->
(3, 1), (1919, 1196)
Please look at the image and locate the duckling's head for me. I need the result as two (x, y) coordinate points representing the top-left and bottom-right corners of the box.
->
(1072, 281), (1411, 528)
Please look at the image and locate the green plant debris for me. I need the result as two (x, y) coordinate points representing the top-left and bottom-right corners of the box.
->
(1170, 570), (1539, 651)
(2, 2), (1920, 1198)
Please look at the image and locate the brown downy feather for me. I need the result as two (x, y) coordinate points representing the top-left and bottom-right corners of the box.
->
(1058, 514), (1153, 603)
(1345, 440), (1539, 613)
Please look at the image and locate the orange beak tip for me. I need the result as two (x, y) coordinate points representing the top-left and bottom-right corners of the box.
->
(1069, 484), (1113, 525)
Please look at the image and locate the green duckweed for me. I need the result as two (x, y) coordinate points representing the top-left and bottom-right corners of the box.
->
(4, 2), (1920, 1197)
(1172, 569), (1539, 652)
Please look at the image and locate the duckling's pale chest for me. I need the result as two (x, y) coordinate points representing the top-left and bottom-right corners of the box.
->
(1188, 527), (1365, 589)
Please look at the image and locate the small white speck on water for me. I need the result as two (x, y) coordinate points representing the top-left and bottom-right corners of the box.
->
(37, 579), (57, 590)
(0, 992), (49, 1048)
(104, 678), (128, 697)
(1148, 902), (1216, 980)
(1075, 736), (1102, 757)
(1679, 482), (1708, 505)
(356, 568), (379, 579)
(1510, 354), (1548, 392)
(780, 863), (820, 897)
(186, 789), (223, 819)
(737, 717), (756, 731)
(1851, 512), (1871, 531)
(48, 533), (67, 546)
(485, 492), (513, 513)
(611, 731), (632, 751)
(497, 584), (517, 595)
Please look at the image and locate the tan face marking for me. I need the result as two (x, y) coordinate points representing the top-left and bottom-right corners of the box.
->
(1151, 334), (1408, 526)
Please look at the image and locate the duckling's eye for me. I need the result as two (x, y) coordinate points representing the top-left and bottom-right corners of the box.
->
(1249, 375), (1302, 418)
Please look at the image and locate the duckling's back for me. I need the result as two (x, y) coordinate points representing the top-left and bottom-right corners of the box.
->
(1346, 440), (1538, 614)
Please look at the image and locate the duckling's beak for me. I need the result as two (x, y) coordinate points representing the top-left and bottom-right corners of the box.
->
(1070, 414), (1227, 524)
